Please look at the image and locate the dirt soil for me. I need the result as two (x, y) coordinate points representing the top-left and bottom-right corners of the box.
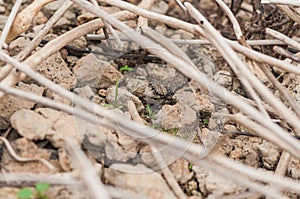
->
(0, 0), (300, 199)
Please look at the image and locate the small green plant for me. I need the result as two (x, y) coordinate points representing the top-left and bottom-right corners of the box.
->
(104, 78), (123, 109)
(146, 104), (155, 119)
(119, 65), (133, 74)
(188, 163), (193, 170)
(17, 182), (50, 199)
(163, 127), (179, 136)
(202, 118), (209, 125)
(35, 182), (49, 199)
(17, 188), (33, 199)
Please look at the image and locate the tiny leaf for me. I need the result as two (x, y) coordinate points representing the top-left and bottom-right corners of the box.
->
(17, 188), (33, 199)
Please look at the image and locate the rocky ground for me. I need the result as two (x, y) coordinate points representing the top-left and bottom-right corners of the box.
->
(0, 0), (300, 198)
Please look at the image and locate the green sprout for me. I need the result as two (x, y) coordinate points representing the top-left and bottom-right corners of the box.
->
(17, 188), (33, 199)
(104, 78), (123, 109)
(36, 182), (49, 199)
(202, 118), (209, 125)
(17, 182), (50, 199)
(188, 163), (193, 170)
(119, 65), (133, 74)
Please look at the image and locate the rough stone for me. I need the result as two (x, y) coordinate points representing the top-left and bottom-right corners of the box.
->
(34, 51), (76, 90)
(104, 164), (176, 199)
(213, 70), (232, 88)
(258, 140), (280, 170)
(155, 102), (198, 140)
(0, 83), (44, 129)
(168, 158), (192, 183)
(8, 37), (31, 55)
(194, 166), (245, 195)
(125, 78), (148, 97)
(76, 53), (122, 91)
(10, 108), (107, 148)
(288, 158), (300, 179)
(106, 86), (144, 111)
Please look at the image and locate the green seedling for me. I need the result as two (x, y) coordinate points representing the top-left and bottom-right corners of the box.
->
(202, 118), (209, 125)
(17, 188), (33, 199)
(35, 182), (49, 199)
(188, 163), (193, 170)
(104, 79), (123, 110)
(119, 65), (133, 74)
(17, 182), (50, 199)
(146, 104), (155, 119)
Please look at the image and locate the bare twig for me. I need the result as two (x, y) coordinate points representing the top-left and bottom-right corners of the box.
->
(64, 139), (110, 199)
(18, 0), (74, 61)
(0, 0), (22, 49)
(0, 137), (55, 171)
(276, 5), (300, 24)
(266, 28), (300, 51)
(6, 0), (56, 43)
(261, 0), (300, 6)
(214, 0), (243, 41)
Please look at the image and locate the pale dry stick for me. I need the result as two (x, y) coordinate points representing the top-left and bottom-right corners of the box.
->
(18, 0), (74, 61)
(90, 0), (123, 47)
(127, 101), (187, 199)
(9, 0), (300, 161)
(214, 0), (243, 41)
(175, 0), (187, 12)
(212, 0), (270, 118)
(228, 113), (299, 158)
(64, 139), (110, 199)
(211, 154), (300, 193)
(0, 137), (55, 171)
(0, 0), (23, 81)
(273, 45), (300, 62)
(2, 54), (300, 195)
(266, 151), (291, 199)
(0, 173), (82, 187)
(255, 60), (300, 118)
(185, 2), (271, 120)
(6, 0), (56, 43)
(198, 159), (288, 199)
(0, 1), (73, 85)
(276, 5), (300, 24)
(228, 40), (300, 74)
(0, 0), (22, 49)
(100, 0), (300, 74)
(266, 28), (300, 51)
(136, 0), (154, 31)
(0, 11), (135, 98)
(142, 27), (194, 66)
(261, 0), (300, 7)
(87, 34), (288, 46)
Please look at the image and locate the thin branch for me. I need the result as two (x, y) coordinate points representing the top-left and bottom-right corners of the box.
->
(261, 0), (300, 6)
(0, 137), (55, 171)
(266, 28), (300, 51)
(64, 139), (111, 199)
(0, 0), (22, 49)
(214, 0), (243, 41)
(18, 0), (74, 61)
